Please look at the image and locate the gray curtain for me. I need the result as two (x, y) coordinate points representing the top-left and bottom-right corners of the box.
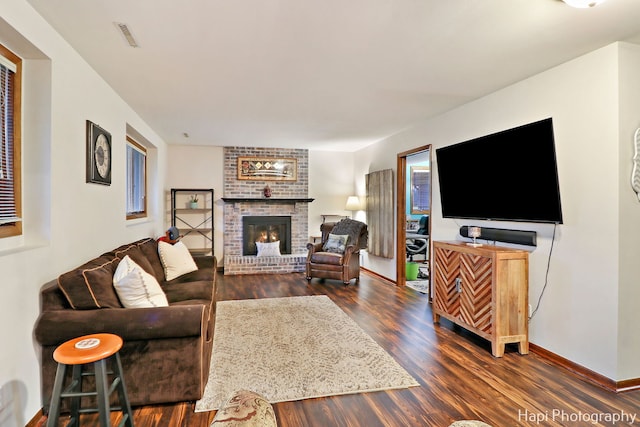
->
(366, 168), (394, 259)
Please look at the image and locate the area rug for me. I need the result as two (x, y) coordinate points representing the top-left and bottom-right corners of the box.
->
(406, 280), (429, 294)
(195, 295), (419, 412)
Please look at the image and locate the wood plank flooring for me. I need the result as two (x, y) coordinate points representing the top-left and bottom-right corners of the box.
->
(38, 271), (640, 427)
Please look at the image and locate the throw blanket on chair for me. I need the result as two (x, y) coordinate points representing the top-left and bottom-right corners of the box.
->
(330, 219), (367, 250)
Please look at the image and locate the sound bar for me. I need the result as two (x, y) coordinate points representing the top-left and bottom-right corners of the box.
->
(459, 226), (537, 247)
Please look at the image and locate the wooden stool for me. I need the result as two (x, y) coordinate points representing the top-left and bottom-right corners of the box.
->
(47, 333), (134, 427)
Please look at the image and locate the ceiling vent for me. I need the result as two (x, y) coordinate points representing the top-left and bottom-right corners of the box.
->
(114, 22), (139, 47)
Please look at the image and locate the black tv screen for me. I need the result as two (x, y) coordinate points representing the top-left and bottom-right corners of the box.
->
(435, 118), (563, 224)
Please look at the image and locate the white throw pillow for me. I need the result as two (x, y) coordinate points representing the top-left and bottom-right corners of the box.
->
(113, 255), (169, 308)
(157, 240), (198, 281)
(256, 241), (281, 257)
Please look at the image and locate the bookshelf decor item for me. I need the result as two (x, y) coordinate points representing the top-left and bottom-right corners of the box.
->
(237, 157), (297, 181)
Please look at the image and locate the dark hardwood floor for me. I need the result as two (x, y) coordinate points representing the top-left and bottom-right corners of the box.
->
(38, 271), (640, 427)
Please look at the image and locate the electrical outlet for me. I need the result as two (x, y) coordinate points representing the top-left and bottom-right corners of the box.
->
(528, 304), (532, 316)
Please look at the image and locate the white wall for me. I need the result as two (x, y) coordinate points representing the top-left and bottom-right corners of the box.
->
(616, 43), (640, 382)
(308, 150), (358, 236)
(165, 145), (224, 262)
(0, 1), (168, 425)
(354, 138), (402, 279)
(356, 42), (640, 382)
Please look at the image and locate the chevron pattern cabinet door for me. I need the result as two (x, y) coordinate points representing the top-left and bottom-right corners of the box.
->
(432, 247), (461, 317)
(432, 241), (529, 357)
(459, 254), (492, 333)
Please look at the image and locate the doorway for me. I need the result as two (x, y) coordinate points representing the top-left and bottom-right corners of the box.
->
(396, 145), (432, 297)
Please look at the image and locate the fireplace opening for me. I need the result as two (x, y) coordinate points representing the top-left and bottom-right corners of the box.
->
(242, 216), (291, 256)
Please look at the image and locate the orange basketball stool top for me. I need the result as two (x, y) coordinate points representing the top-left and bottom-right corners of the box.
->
(46, 333), (134, 427)
(53, 333), (123, 365)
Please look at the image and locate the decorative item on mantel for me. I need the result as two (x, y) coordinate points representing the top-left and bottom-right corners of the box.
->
(238, 157), (297, 181)
(263, 185), (272, 198)
(189, 194), (199, 209)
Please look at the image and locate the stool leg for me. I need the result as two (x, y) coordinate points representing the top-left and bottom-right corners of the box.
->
(47, 363), (67, 427)
(68, 364), (83, 427)
(94, 359), (111, 427)
(113, 353), (134, 427)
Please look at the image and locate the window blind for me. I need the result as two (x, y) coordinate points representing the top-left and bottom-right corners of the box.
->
(0, 59), (18, 225)
(126, 138), (146, 216)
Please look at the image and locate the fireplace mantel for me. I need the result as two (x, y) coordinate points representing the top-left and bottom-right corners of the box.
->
(222, 197), (314, 203)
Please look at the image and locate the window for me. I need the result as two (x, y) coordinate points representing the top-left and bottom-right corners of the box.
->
(126, 136), (146, 219)
(0, 44), (21, 238)
(410, 165), (430, 215)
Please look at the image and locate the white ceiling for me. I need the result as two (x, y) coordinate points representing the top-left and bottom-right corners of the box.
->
(25, 0), (640, 151)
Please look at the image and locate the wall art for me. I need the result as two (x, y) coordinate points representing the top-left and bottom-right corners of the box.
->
(86, 120), (111, 185)
(237, 157), (297, 181)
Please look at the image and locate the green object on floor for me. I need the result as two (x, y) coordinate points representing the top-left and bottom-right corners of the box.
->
(406, 262), (419, 280)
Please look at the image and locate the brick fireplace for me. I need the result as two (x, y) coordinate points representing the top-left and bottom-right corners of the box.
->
(222, 147), (311, 275)
(242, 216), (291, 256)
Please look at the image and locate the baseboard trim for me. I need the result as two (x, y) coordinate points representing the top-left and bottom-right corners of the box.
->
(530, 343), (640, 393)
(361, 267), (396, 286)
(25, 409), (43, 427)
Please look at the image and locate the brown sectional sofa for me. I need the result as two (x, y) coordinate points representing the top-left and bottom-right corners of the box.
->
(34, 237), (216, 413)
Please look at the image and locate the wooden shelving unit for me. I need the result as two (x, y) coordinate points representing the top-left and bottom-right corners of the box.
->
(171, 189), (214, 255)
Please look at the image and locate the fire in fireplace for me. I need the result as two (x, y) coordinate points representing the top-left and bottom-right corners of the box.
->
(242, 216), (292, 256)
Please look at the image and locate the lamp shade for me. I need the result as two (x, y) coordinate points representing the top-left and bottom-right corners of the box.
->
(562, 0), (607, 7)
(345, 196), (362, 211)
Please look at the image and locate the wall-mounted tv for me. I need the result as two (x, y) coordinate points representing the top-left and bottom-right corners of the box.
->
(435, 118), (563, 224)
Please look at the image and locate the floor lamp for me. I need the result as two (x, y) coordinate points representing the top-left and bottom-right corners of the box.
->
(345, 196), (362, 219)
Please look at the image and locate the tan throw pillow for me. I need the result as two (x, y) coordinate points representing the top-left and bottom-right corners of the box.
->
(256, 241), (281, 257)
(113, 255), (169, 308)
(157, 240), (198, 281)
(323, 233), (349, 254)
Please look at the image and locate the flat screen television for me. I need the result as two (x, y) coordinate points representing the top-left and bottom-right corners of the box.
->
(435, 117), (563, 224)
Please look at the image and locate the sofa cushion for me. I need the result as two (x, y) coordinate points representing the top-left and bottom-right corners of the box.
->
(104, 238), (165, 282)
(158, 241), (198, 281)
(58, 256), (123, 310)
(113, 255), (169, 308)
(138, 239), (167, 282)
(162, 280), (213, 304)
(112, 241), (156, 276)
(164, 267), (213, 285)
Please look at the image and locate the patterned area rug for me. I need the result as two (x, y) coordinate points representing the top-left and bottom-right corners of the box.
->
(406, 280), (429, 294)
(195, 295), (419, 412)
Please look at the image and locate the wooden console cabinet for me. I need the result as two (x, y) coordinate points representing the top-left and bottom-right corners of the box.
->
(432, 241), (529, 357)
